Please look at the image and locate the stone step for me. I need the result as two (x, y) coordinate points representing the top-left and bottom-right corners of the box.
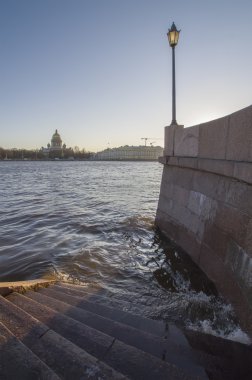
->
(57, 281), (161, 309)
(38, 284), (252, 380)
(6, 291), (205, 380)
(0, 295), (127, 379)
(0, 279), (56, 297)
(57, 282), (175, 321)
(56, 282), (192, 340)
(0, 321), (60, 380)
(22, 289), (207, 379)
(57, 282), (147, 315)
(3, 280), (251, 379)
(39, 284), (187, 344)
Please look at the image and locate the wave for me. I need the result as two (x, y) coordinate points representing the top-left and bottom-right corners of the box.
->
(0, 161), (250, 344)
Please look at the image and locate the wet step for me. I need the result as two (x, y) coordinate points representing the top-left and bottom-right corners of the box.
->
(19, 289), (206, 378)
(38, 283), (178, 340)
(34, 283), (252, 380)
(0, 322), (60, 380)
(2, 280), (252, 380)
(55, 282), (183, 322)
(55, 282), (158, 313)
(0, 295), (127, 379)
(6, 292), (204, 380)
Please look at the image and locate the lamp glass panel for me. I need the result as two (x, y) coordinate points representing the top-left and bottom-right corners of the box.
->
(168, 30), (179, 46)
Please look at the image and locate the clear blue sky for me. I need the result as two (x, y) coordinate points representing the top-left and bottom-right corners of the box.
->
(0, 0), (251, 152)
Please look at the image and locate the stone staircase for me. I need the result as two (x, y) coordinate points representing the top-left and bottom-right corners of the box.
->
(0, 280), (251, 380)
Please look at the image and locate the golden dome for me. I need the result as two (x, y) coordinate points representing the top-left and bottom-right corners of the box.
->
(51, 129), (62, 148)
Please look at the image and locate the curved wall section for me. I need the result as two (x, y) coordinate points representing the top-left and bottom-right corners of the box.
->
(156, 105), (252, 332)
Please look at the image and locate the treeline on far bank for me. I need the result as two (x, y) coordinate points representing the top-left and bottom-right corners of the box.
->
(0, 147), (93, 160)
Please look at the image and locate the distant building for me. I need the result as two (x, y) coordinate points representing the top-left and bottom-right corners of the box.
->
(50, 129), (64, 151)
(41, 129), (67, 157)
(93, 145), (163, 161)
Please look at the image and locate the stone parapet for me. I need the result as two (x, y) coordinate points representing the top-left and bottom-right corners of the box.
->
(159, 156), (252, 185)
(164, 104), (252, 162)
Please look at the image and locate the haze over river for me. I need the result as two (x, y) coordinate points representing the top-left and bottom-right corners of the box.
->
(0, 161), (250, 343)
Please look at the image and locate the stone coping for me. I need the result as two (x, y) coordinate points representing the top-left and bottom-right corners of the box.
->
(0, 279), (56, 297)
(164, 105), (252, 162)
(159, 155), (252, 185)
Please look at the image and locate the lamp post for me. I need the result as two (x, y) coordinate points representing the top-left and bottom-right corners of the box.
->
(167, 22), (180, 126)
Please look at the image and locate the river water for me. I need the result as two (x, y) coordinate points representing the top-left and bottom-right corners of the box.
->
(0, 161), (250, 344)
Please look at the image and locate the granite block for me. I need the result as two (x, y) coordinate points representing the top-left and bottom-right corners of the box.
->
(226, 106), (252, 162)
(174, 125), (199, 157)
(198, 117), (229, 160)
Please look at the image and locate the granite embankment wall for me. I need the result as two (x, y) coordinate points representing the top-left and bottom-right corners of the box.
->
(156, 105), (252, 331)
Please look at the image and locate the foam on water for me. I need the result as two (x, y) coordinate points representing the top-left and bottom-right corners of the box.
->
(187, 319), (252, 345)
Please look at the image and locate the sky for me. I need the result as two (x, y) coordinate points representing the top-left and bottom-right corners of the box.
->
(0, 0), (251, 152)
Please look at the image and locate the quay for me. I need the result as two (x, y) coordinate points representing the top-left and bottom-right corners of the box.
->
(156, 105), (252, 335)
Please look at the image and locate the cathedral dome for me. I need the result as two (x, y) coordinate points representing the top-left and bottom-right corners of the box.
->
(51, 129), (62, 149)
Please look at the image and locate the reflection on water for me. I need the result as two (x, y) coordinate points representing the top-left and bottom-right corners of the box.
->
(0, 161), (250, 344)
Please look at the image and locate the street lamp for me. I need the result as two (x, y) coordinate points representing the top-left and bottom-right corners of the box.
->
(167, 22), (180, 125)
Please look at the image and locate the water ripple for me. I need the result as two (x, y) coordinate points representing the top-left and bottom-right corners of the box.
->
(0, 161), (250, 344)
